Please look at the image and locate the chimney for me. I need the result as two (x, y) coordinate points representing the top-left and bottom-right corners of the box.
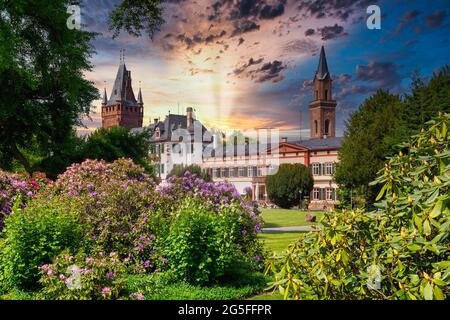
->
(186, 107), (193, 128)
(281, 137), (288, 143)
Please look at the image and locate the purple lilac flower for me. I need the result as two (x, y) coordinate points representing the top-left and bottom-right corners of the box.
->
(161, 257), (168, 265)
(254, 255), (261, 262)
(102, 287), (111, 297)
(106, 271), (115, 280)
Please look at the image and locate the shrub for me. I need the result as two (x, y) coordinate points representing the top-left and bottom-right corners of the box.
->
(0, 203), (85, 290)
(40, 158), (158, 273)
(161, 198), (262, 285)
(265, 113), (450, 300)
(266, 164), (313, 209)
(167, 164), (212, 181)
(38, 251), (127, 300)
(0, 171), (50, 230)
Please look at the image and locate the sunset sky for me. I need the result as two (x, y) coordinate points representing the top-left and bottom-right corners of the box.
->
(79, 0), (450, 137)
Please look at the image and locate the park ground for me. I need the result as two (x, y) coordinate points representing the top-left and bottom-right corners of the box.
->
(249, 208), (323, 300)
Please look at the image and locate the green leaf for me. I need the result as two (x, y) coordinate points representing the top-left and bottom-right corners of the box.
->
(429, 200), (443, 218)
(433, 286), (445, 300)
(423, 220), (431, 236)
(423, 282), (433, 300)
(376, 183), (388, 201)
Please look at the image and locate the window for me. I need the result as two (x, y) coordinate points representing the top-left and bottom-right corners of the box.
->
(239, 167), (247, 177)
(257, 167), (263, 177)
(155, 128), (160, 139)
(315, 90), (318, 100)
(326, 188), (335, 201)
(222, 168), (229, 178)
(314, 120), (318, 135)
(325, 89), (328, 100)
(230, 167), (238, 177)
(325, 163), (334, 175)
(312, 188), (320, 200)
(312, 163), (321, 176)
(160, 164), (165, 174)
(324, 119), (330, 135)
(213, 168), (221, 178)
(252, 166), (258, 177)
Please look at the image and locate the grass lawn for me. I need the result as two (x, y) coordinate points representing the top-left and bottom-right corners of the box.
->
(261, 209), (324, 228)
(259, 231), (305, 255)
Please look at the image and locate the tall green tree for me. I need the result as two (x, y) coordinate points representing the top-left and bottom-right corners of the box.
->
(334, 91), (406, 205)
(266, 163), (313, 209)
(0, 0), (98, 174)
(81, 126), (153, 174)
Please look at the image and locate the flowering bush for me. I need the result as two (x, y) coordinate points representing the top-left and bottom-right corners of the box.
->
(40, 158), (158, 273)
(161, 197), (264, 285)
(38, 251), (127, 300)
(0, 202), (85, 290)
(0, 171), (50, 230)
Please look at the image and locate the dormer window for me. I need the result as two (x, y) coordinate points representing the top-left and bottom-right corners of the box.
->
(155, 128), (161, 139)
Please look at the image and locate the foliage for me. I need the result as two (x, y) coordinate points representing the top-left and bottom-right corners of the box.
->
(0, 171), (50, 230)
(80, 127), (154, 175)
(335, 70), (450, 204)
(41, 158), (158, 273)
(265, 113), (450, 300)
(161, 198), (263, 285)
(38, 251), (127, 300)
(0, 0), (98, 175)
(168, 164), (211, 181)
(265, 164), (313, 209)
(125, 272), (269, 300)
(109, 0), (165, 38)
(334, 91), (406, 205)
(0, 203), (85, 290)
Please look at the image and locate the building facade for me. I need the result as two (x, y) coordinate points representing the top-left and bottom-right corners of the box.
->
(101, 59), (144, 129)
(202, 46), (342, 210)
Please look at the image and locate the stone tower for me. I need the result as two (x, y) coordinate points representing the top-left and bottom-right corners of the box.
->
(309, 46), (336, 139)
(101, 56), (143, 129)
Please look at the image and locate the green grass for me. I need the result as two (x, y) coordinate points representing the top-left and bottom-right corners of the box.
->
(125, 272), (270, 300)
(261, 209), (324, 228)
(259, 231), (305, 255)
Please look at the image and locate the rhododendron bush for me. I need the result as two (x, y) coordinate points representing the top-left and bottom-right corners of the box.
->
(1, 158), (264, 296)
(0, 171), (50, 230)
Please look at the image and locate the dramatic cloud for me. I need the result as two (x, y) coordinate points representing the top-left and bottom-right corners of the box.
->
(297, 0), (371, 22)
(260, 3), (285, 20)
(425, 10), (446, 28)
(282, 39), (318, 54)
(318, 24), (347, 40)
(233, 57), (264, 75)
(231, 20), (261, 37)
(336, 84), (374, 98)
(304, 28), (315, 36)
(355, 61), (402, 88)
(251, 60), (286, 83)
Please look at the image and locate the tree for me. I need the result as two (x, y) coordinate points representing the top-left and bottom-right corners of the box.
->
(109, 0), (166, 38)
(0, 0), (98, 175)
(266, 164), (313, 209)
(168, 164), (212, 182)
(334, 91), (405, 205)
(335, 68), (450, 206)
(80, 126), (153, 174)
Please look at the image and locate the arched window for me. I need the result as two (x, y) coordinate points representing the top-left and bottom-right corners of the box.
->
(314, 120), (318, 135)
(325, 90), (328, 100)
(315, 90), (318, 100)
(324, 119), (330, 135)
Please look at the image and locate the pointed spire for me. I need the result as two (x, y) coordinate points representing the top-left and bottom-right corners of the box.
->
(138, 81), (143, 104)
(316, 46), (329, 80)
(102, 82), (108, 104)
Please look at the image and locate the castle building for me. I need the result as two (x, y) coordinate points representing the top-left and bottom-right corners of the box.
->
(101, 57), (144, 129)
(201, 46), (342, 210)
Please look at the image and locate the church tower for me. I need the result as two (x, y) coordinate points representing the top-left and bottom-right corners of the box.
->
(101, 52), (143, 129)
(309, 46), (336, 139)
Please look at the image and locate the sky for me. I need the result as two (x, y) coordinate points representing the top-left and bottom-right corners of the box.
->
(78, 0), (450, 138)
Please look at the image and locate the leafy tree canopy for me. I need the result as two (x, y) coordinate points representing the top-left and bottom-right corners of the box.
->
(168, 164), (212, 182)
(266, 163), (313, 209)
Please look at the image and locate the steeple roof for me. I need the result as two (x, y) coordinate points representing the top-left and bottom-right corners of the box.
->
(138, 87), (143, 104)
(106, 62), (137, 107)
(315, 46), (330, 80)
(102, 87), (108, 104)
